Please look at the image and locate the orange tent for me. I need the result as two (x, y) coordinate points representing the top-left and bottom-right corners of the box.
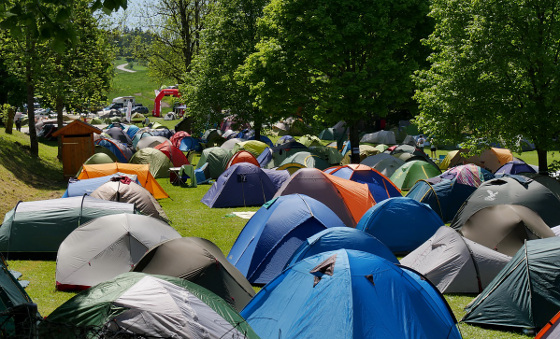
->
(227, 150), (260, 169)
(274, 168), (375, 227)
(466, 147), (513, 173)
(77, 163), (169, 199)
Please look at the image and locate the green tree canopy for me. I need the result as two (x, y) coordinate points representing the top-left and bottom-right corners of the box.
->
(236, 0), (430, 162)
(183, 0), (270, 136)
(414, 0), (560, 173)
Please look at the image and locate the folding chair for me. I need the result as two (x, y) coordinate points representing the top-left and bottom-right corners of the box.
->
(169, 167), (183, 186)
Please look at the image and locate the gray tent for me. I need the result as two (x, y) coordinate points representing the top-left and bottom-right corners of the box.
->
(90, 178), (168, 221)
(360, 130), (396, 144)
(132, 237), (255, 312)
(401, 226), (511, 294)
(44, 273), (260, 339)
(55, 214), (181, 291)
(0, 196), (135, 253)
(361, 153), (405, 178)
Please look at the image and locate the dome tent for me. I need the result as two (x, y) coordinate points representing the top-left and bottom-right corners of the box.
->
(390, 160), (441, 190)
(324, 164), (401, 203)
(55, 214), (181, 291)
(275, 168), (375, 228)
(451, 175), (560, 233)
(462, 237), (560, 332)
(406, 164), (494, 223)
(128, 148), (174, 179)
(201, 163), (278, 208)
(357, 197), (443, 254)
(132, 237), (255, 312)
(285, 227), (398, 268)
(77, 163), (169, 199)
(90, 178), (168, 221)
(196, 147), (232, 179)
(43, 273), (260, 339)
(401, 226), (511, 294)
(227, 194), (346, 285)
(241, 249), (461, 339)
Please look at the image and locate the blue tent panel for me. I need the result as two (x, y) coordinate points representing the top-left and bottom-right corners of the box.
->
(62, 174), (140, 198)
(357, 197), (443, 253)
(241, 249), (461, 339)
(285, 227), (398, 268)
(179, 136), (201, 152)
(227, 194), (346, 285)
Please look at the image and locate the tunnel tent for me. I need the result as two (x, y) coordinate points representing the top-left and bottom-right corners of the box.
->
(0, 196), (135, 253)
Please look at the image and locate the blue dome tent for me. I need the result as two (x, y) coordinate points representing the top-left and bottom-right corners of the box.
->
(357, 197), (443, 254)
(227, 194), (345, 285)
(241, 249), (461, 339)
(285, 227), (398, 268)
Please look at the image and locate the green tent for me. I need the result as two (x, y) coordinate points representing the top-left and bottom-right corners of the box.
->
(41, 272), (260, 339)
(0, 196), (135, 253)
(277, 151), (330, 173)
(390, 159), (441, 190)
(309, 145), (344, 165)
(463, 237), (560, 332)
(298, 134), (323, 147)
(129, 148), (173, 179)
(0, 257), (38, 337)
(197, 147), (232, 179)
(84, 152), (115, 165)
(233, 140), (268, 158)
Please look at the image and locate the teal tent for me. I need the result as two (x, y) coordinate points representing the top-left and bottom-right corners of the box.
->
(0, 196), (135, 253)
(463, 237), (560, 332)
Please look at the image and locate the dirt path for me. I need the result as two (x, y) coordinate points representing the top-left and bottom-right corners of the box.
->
(116, 63), (136, 73)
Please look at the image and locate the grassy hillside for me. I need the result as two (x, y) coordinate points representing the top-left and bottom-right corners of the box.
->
(107, 59), (176, 113)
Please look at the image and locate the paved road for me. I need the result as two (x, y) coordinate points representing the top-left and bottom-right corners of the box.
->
(116, 63), (136, 73)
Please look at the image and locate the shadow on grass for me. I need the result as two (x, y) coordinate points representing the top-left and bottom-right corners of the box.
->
(0, 136), (66, 190)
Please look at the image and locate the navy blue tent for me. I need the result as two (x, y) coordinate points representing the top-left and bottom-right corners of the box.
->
(285, 227), (398, 268)
(256, 147), (273, 168)
(201, 163), (278, 208)
(261, 169), (290, 191)
(406, 164), (494, 223)
(357, 197), (443, 254)
(495, 160), (537, 175)
(94, 138), (132, 163)
(241, 249), (461, 339)
(276, 135), (295, 146)
(227, 194), (345, 285)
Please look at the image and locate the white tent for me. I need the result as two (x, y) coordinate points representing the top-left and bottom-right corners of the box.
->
(56, 214), (181, 291)
(401, 226), (511, 294)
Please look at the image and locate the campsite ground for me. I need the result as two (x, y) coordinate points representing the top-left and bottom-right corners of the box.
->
(0, 64), (550, 338)
(0, 127), (545, 338)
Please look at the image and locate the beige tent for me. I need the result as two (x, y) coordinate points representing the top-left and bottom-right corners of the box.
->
(91, 179), (168, 221)
(460, 204), (555, 256)
(401, 226), (511, 294)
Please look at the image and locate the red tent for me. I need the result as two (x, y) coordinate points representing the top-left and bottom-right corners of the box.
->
(155, 143), (190, 167)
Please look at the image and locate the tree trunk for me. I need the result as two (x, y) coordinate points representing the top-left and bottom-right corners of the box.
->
(5, 106), (14, 134)
(349, 122), (361, 164)
(26, 34), (38, 157)
(56, 96), (65, 161)
(536, 147), (548, 175)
